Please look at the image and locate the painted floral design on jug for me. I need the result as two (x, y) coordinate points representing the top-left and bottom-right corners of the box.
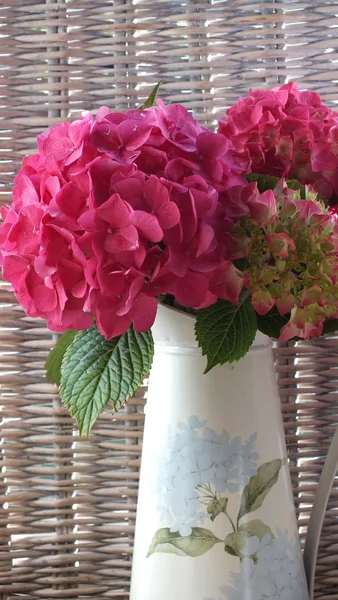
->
(148, 416), (283, 559)
(146, 417), (307, 600)
(153, 415), (259, 536)
(204, 531), (308, 600)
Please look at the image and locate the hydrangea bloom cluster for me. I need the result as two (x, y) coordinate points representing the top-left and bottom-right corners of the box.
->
(214, 531), (308, 600)
(223, 180), (338, 341)
(218, 82), (338, 199)
(0, 101), (245, 338)
(155, 416), (259, 536)
(2, 87), (338, 350)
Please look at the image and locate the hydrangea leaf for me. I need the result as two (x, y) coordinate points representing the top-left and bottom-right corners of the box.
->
(238, 520), (274, 540)
(237, 459), (282, 522)
(224, 532), (247, 559)
(225, 523), (273, 560)
(207, 497), (229, 522)
(257, 307), (289, 339)
(246, 173), (306, 198)
(195, 291), (257, 373)
(147, 527), (222, 558)
(140, 81), (162, 109)
(60, 325), (154, 437)
(45, 329), (79, 386)
(246, 172), (280, 192)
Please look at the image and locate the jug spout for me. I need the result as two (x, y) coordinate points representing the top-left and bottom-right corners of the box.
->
(303, 425), (338, 599)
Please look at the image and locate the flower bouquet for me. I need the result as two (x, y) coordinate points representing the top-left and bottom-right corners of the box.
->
(1, 82), (338, 436)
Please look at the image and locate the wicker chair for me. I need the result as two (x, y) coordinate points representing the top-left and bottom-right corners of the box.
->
(1, 2), (338, 598)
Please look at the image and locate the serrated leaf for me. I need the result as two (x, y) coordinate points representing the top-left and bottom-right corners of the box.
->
(257, 307), (289, 339)
(207, 496), (228, 522)
(140, 81), (162, 109)
(60, 325), (154, 436)
(238, 519), (274, 540)
(246, 173), (280, 192)
(246, 173), (306, 197)
(45, 329), (79, 386)
(147, 527), (222, 558)
(237, 459), (282, 522)
(286, 178), (306, 197)
(195, 291), (257, 373)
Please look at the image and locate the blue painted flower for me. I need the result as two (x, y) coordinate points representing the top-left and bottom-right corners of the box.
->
(155, 416), (259, 535)
(219, 531), (308, 600)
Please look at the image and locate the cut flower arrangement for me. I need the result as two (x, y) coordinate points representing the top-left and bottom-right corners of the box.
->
(2, 82), (338, 435)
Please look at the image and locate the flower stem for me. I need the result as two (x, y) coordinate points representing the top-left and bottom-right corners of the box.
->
(225, 510), (236, 533)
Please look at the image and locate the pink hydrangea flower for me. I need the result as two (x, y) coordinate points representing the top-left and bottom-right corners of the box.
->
(0, 100), (245, 339)
(218, 83), (338, 199)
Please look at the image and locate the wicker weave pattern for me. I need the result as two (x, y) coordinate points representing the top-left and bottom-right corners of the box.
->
(1, 1), (338, 598)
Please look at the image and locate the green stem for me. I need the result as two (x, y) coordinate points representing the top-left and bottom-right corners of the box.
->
(225, 510), (236, 533)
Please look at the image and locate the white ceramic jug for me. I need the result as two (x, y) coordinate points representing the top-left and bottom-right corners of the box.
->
(130, 305), (338, 600)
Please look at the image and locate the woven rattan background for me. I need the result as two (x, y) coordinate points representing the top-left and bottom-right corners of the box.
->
(1, 1), (338, 599)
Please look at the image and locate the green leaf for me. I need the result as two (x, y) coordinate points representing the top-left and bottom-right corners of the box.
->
(322, 319), (338, 335)
(60, 325), (154, 436)
(238, 519), (274, 540)
(195, 290), (257, 373)
(207, 496), (228, 522)
(224, 531), (246, 558)
(257, 307), (289, 339)
(45, 329), (79, 386)
(246, 173), (280, 192)
(224, 524), (273, 560)
(286, 178), (306, 197)
(246, 173), (306, 198)
(140, 81), (162, 109)
(147, 527), (222, 558)
(237, 459), (282, 522)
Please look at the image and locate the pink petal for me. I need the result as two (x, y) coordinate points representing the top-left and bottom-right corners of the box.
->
(174, 271), (208, 307)
(71, 279), (88, 298)
(193, 291), (218, 309)
(2, 255), (30, 287)
(276, 294), (296, 316)
(48, 310), (93, 333)
(90, 158), (120, 207)
(209, 262), (244, 304)
(95, 298), (131, 339)
(128, 293), (158, 331)
(251, 289), (275, 315)
(43, 132), (74, 161)
(156, 201), (181, 230)
(116, 276), (144, 316)
(16, 174), (40, 206)
(248, 189), (277, 226)
(118, 120), (152, 150)
(98, 194), (133, 229)
(133, 211), (163, 242)
(34, 255), (57, 278)
(50, 181), (86, 219)
(104, 225), (139, 254)
(97, 266), (125, 298)
(30, 280), (58, 313)
(112, 177), (144, 209)
(196, 131), (229, 159)
(143, 177), (170, 210)
(78, 209), (100, 232)
(168, 247), (189, 277)
(196, 223), (215, 257)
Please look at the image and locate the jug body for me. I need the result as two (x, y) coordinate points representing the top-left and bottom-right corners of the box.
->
(130, 305), (309, 600)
